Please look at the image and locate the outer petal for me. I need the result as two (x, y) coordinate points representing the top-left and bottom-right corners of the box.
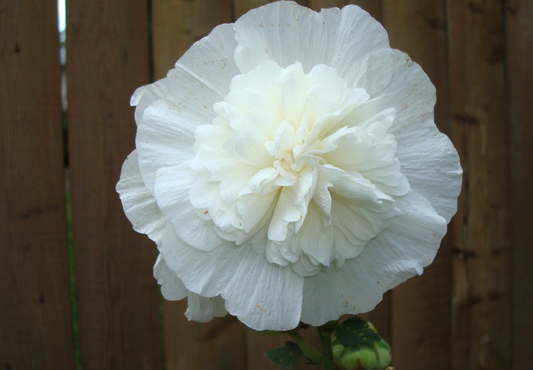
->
(234, 2), (391, 89)
(300, 190), (446, 326)
(154, 254), (228, 322)
(116, 150), (168, 243)
(185, 294), (228, 322)
(131, 78), (170, 126)
(135, 23), (241, 194)
(173, 23), (240, 106)
(136, 100), (196, 193)
(154, 165), (224, 251)
(384, 50), (462, 222)
(154, 253), (188, 300)
(161, 223), (304, 331)
(131, 22), (239, 126)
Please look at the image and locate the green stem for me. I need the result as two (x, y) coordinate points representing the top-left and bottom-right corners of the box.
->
(289, 331), (322, 364)
(318, 326), (336, 370)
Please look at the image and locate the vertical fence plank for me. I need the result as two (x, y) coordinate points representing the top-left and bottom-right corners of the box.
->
(66, 0), (162, 368)
(0, 0), (75, 369)
(163, 310), (245, 370)
(152, 0), (194, 80)
(447, 0), (512, 369)
(381, 1), (452, 368)
(152, 1), (247, 369)
(505, 0), (533, 368)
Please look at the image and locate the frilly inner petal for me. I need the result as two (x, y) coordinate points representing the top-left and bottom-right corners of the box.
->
(173, 59), (409, 276)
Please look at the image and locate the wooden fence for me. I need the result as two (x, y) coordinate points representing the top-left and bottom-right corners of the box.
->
(1, 0), (532, 369)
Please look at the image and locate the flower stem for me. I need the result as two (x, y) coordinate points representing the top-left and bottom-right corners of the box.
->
(289, 331), (322, 364)
(318, 326), (336, 370)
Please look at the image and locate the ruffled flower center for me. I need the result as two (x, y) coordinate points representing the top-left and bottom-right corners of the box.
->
(188, 60), (409, 276)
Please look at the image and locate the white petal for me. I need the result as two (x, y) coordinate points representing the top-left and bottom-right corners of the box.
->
(238, 191), (278, 233)
(234, 2), (324, 73)
(155, 253), (228, 322)
(161, 223), (304, 331)
(385, 50), (462, 222)
(293, 201), (334, 266)
(234, 3), (390, 88)
(218, 165), (259, 204)
(136, 100), (196, 193)
(169, 23), (240, 120)
(154, 165), (224, 251)
(134, 23), (241, 194)
(185, 294), (227, 322)
(300, 190), (446, 325)
(177, 23), (239, 91)
(116, 150), (168, 243)
(326, 6), (391, 88)
(131, 78), (169, 126)
(154, 253), (188, 300)
(224, 128), (273, 168)
(313, 179), (333, 224)
(331, 194), (397, 246)
(268, 185), (309, 242)
(291, 254), (321, 277)
(281, 77), (304, 126)
(207, 187), (243, 231)
(189, 173), (216, 210)
(350, 48), (394, 95)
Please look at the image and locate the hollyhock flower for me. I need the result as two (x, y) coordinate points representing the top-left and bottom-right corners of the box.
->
(117, 1), (462, 331)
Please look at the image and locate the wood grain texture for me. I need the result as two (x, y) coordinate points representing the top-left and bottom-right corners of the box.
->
(447, 0), (512, 369)
(0, 0), (75, 369)
(164, 302), (246, 370)
(66, 0), (162, 368)
(381, 1), (452, 368)
(505, 0), (533, 367)
(152, 0), (195, 80)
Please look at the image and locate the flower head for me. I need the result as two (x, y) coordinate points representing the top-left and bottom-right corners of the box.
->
(117, 1), (462, 331)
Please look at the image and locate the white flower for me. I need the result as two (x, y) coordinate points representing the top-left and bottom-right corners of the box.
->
(117, 1), (462, 331)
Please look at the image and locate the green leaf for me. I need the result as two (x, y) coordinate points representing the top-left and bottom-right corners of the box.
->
(334, 317), (381, 348)
(265, 341), (304, 370)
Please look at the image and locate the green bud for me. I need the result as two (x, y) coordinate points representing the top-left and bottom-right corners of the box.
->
(374, 340), (392, 369)
(334, 339), (392, 370)
(332, 341), (345, 358)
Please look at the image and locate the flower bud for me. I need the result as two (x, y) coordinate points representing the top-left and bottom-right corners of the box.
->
(334, 338), (392, 370)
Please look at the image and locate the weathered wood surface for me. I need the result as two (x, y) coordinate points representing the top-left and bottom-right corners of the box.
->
(447, 0), (512, 369)
(0, 0), (75, 369)
(66, 0), (162, 368)
(505, 0), (533, 368)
